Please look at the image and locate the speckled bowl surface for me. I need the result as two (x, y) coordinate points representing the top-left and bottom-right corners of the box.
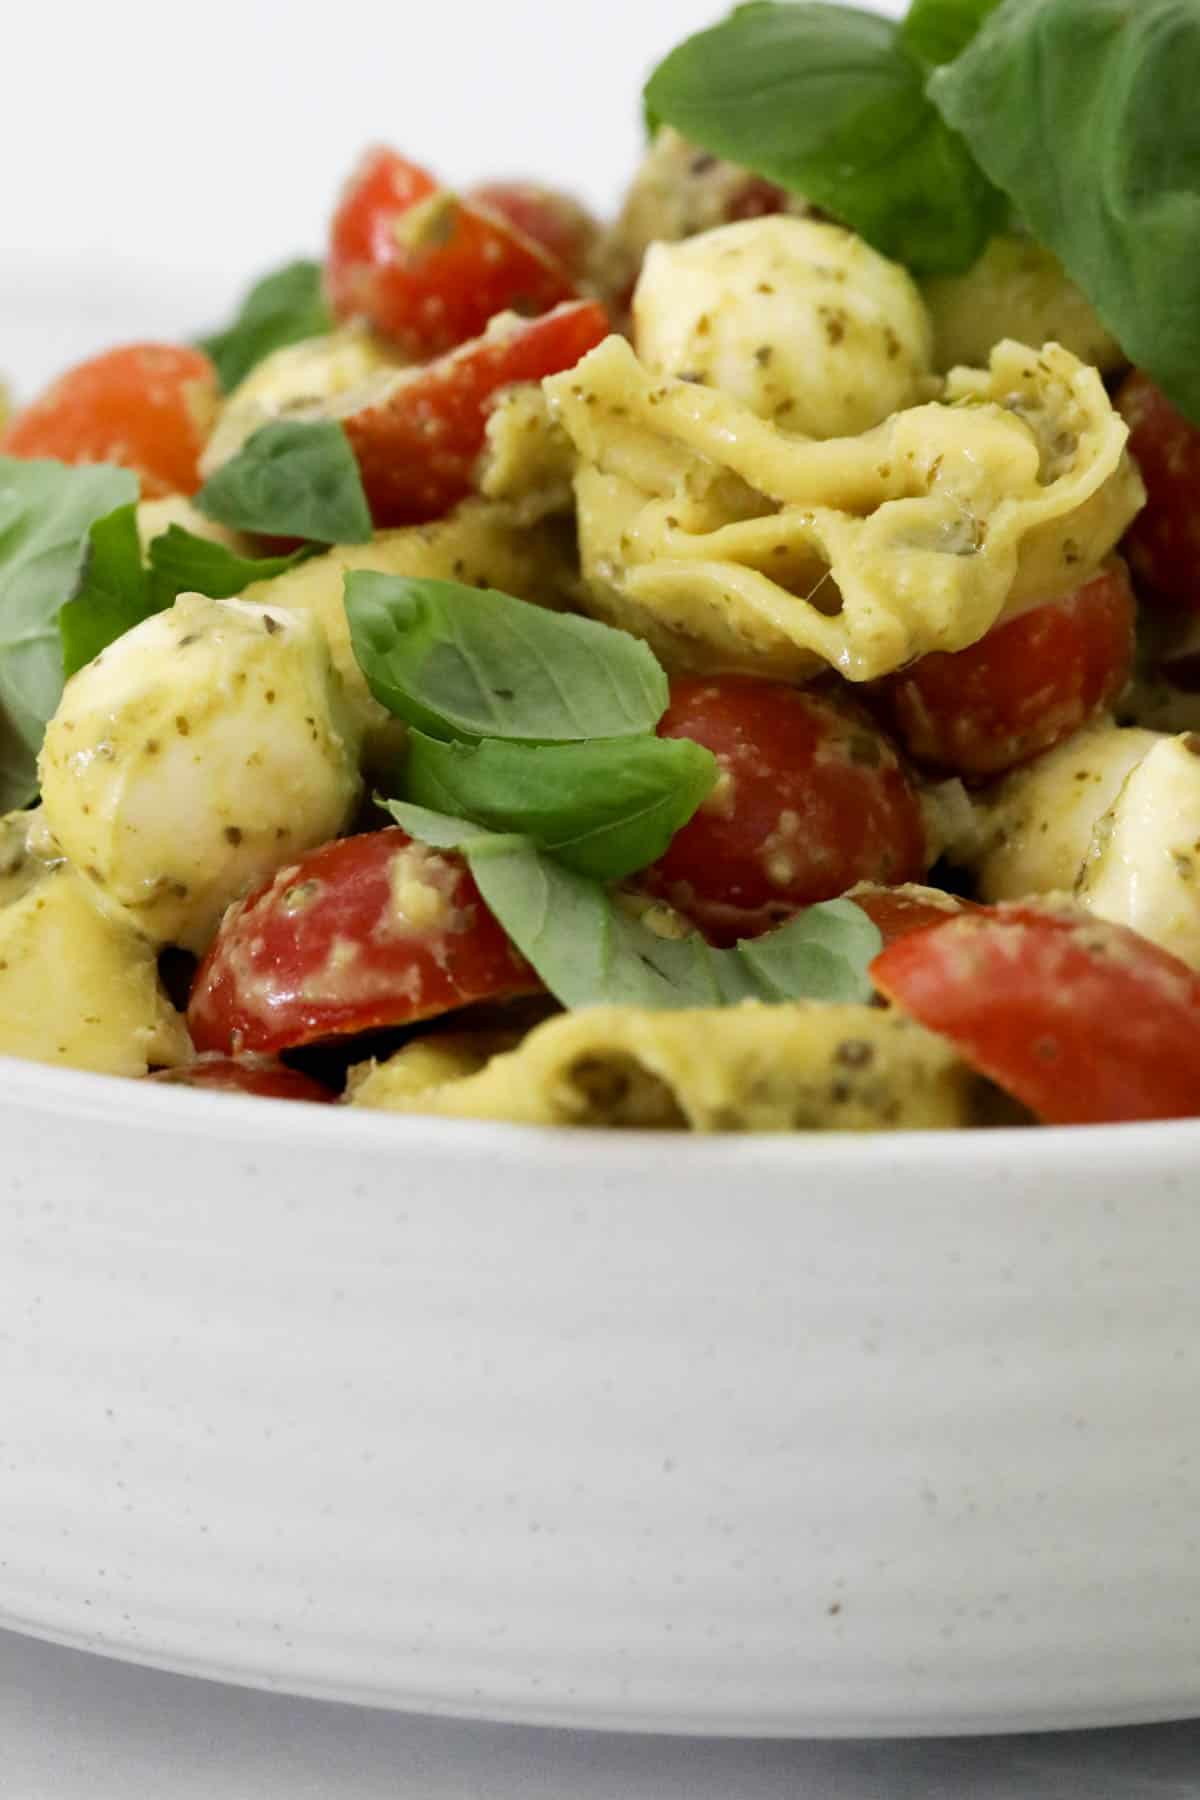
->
(3, 1050), (1200, 1736)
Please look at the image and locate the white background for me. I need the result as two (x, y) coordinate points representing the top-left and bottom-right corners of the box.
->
(1, 0), (717, 396)
(4, 1), (1200, 1793)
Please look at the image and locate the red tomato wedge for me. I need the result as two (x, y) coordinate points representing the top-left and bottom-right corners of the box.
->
(1117, 370), (1200, 613)
(874, 563), (1136, 780)
(0, 343), (219, 498)
(188, 828), (539, 1056)
(150, 1058), (335, 1101)
(848, 885), (974, 947)
(871, 904), (1200, 1125)
(642, 678), (929, 944)
(327, 147), (578, 358)
(467, 181), (599, 281)
(342, 299), (609, 526)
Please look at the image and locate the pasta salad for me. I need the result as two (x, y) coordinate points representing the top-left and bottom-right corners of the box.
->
(2, 0), (1199, 1132)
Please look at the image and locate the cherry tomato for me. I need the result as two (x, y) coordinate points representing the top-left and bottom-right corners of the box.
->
(188, 828), (540, 1056)
(150, 1057), (335, 1101)
(873, 563), (1136, 781)
(848, 884), (974, 947)
(871, 903), (1200, 1125)
(1117, 370), (1200, 612)
(0, 343), (219, 498)
(326, 147), (577, 358)
(342, 299), (609, 526)
(723, 175), (789, 221)
(467, 181), (598, 282)
(642, 678), (929, 944)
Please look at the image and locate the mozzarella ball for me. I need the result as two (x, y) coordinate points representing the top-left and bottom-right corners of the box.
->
(39, 593), (363, 951)
(1077, 734), (1200, 968)
(971, 723), (1158, 902)
(0, 809), (190, 1074)
(633, 216), (934, 439)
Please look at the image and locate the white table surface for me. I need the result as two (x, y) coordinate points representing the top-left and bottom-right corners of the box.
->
(7, 1625), (1200, 1799)
(6, 2), (1198, 1791)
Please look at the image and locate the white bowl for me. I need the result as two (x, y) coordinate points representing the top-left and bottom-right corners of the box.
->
(4, 1049), (1200, 1736)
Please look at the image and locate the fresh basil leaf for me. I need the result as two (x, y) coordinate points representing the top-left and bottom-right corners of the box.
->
(402, 729), (717, 881)
(59, 504), (154, 678)
(196, 420), (372, 544)
(146, 525), (314, 610)
(929, 0), (1200, 425)
(0, 457), (137, 806)
(900, 0), (1001, 69)
(197, 259), (332, 394)
(383, 800), (881, 1010)
(345, 573), (669, 743)
(643, 2), (1005, 275)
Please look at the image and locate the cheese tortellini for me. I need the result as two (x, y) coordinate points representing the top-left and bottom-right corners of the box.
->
(350, 1000), (978, 1131)
(545, 334), (1143, 683)
(200, 326), (406, 476)
(923, 235), (1124, 376)
(243, 499), (579, 753)
(633, 216), (935, 439)
(0, 810), (189, 1074)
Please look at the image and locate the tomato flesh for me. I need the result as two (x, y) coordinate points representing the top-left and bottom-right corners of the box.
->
(326, 148), (578, 358)
(1117, 371), (1200, 613)
(643, 678), (928, 943)
(150, 1057), (335, 1102)
(467, 181), (598, 281)
(874, 564), (1136, 780)
(188, 828), (540, 1056)
(871, 904), (1200, 1125)
(343, 299), (609, 526)
(1, 343), (219, 498)
(849, 885), (974, 947)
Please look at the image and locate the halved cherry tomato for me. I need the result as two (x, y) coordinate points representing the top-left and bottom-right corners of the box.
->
(873, 563), (1136, 780)
(0, 343), (219, 498)
(326, 147), (578, 358)
(1117, 370), (1200, 612)
(848, 884), (974, 947)
(188, 828), (540, 1056)
(467, 181), (599, 282)
(871, 903), (1200, 1125)
(342, 298), (608, 526)
(642, 678), (929, 944)
(150, 1057), (335, 1101)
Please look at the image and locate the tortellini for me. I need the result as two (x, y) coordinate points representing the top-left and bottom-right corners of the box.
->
(923, 235), (1124, 377)
(200, 326), (405, 476)
(38, 593), (362, 951)
(349, 1000), (978, 1131)
(0, 810), (189, 1074)
(244, 499), (580, 754)
(593, 126), (807, 306)
(633, 216), (935, 439)
(545, 335), (1143, 683)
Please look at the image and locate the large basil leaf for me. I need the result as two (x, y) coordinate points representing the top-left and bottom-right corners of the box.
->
(643, 2), (1005, 275)
(900, 0), (1001, 69)
(197, 259), (333, 394)
(59, 503), (155, 678)
(196, 420), (372, 543)
(345, 573), (669, 743)
(403, 729), (717, 881)
(0, 458), (137, 807)
(383, 800), (881, 1010)
(930, 0), (1200, 425)
(146, 525), (314, 609)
